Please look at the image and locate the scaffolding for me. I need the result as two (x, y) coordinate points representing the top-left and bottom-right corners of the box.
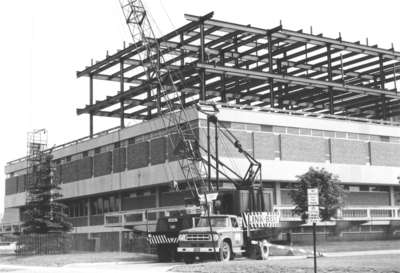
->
(26, 129), (48, 204)
(76, 13), (400, 136)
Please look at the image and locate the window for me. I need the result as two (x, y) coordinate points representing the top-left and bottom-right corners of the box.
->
(104, 198), (110, 213)
(114, 142), (121, 149)
(380, 136), (390, 142)
(94, 147), (101, 154)
(370, 186), (388, 192)
(109, 196), (115, 212)
(230, 217), (238, 228)
(197, 217), (228, 228)
(287, 127), (299, 135)
(82, 151), (89, 157)
(359, 185), (369, 192)
(97, 198), (103, 214)
(261, 125), (273, 132)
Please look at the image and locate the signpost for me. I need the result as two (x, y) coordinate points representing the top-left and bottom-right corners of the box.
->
(307, 188), (319, 273)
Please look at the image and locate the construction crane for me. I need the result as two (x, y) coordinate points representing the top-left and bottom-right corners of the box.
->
(118, 0), (265, 213)
(119, 0), (214, 207)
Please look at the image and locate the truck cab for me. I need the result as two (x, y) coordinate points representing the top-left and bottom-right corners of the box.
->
(177, 215), (244, 263)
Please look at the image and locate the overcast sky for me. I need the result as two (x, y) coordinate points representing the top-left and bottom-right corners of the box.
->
(0, 0), (399, 216)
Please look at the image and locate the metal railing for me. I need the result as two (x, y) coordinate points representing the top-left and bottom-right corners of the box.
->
(104, 205), (200, 227)
(0, 222), (23, 234)
(274, 206), (400, 221)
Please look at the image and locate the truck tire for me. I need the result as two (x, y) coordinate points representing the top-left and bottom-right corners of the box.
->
(183, 254), (195, 264)
(260, 240), (270, 260)
(218, 240), (232, 262)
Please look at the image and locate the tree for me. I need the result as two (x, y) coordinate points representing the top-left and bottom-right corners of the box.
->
(289, 167), (345, 221)
(23, 151), (71, 234)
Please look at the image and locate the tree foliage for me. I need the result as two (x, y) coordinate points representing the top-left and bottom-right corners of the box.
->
(289, 167), (345, 221)
(23, 151), (71, 234)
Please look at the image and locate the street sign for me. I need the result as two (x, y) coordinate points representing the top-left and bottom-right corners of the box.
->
(307, 188), (320, 223)
(307, 188), (319, 206)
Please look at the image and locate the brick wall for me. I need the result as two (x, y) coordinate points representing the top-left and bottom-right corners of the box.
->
(370, 142), (400, 166)
(113, 148), (126, 173)
(331, 139), (368, 165)
(127, 142), (149, 169)
(5, 177), (18, 195)
(150, 137), (166, 165)
(61, 161), (78, 183)
(253, 132), (279, 159)
(16, 175), (26, 193)
(77, 157), (93, 180)
(219, 130), (252, 157)
(93, 152), (112, 177)
(281, 135), (327, 162)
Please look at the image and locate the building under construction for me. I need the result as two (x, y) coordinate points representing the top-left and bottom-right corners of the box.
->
(2, 12), (400, 250)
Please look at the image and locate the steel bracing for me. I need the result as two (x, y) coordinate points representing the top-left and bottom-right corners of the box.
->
(77, 12), (400, 131)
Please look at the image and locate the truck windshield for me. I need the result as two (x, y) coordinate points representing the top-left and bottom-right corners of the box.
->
(197, 217), (228, 227)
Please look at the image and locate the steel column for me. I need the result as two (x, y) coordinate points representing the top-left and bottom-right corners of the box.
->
(119, 60), (125, 128)
(89, 75), (94, 137)
(327, 44), (334, 115)
(379, 54), (387, 119)
(267, 34), (275, 107)
(200, 23), (206, 100)
(220, 52), (226, 102)
(180, 33), (186, 105)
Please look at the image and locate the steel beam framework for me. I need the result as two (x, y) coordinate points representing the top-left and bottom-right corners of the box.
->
(76, 13), (400, 132)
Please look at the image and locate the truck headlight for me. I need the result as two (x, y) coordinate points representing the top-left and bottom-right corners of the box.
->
(212, 234), (219, 241)
(178, 234), (186, 241)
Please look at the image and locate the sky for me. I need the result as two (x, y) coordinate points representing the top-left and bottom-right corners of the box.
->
(0, 0), (399, 217)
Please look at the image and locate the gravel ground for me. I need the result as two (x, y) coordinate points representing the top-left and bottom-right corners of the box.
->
(171, 254), (400, 273)
(0, 252), (155, 267)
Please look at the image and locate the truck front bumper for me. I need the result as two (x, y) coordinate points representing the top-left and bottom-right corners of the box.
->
(177, 247), (220, 253)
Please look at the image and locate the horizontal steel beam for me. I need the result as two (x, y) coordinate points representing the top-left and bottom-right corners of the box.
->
(197, 63), (400, 99)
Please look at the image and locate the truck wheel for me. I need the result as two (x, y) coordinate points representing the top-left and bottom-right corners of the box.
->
(218, 241), (232, 262)
(260, 240), (270, 260)
(183, 254), (195, 264)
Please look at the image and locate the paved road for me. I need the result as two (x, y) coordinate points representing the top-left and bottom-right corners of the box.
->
(2, 249), (400, 273)
(0, 261), (179, 273)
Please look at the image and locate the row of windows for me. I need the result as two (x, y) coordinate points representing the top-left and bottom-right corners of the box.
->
(199, 120), (399, 143)
(66, 195), (122, 217)
(280, 183), (389, 192)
